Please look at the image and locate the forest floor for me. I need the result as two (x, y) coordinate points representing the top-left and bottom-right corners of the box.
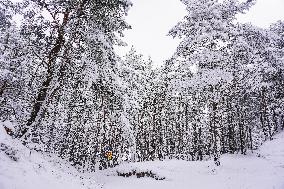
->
(1, 125), (284, 189)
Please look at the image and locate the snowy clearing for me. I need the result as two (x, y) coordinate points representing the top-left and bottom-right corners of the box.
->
(1, 126), (284, 189)
(96, 132), (284, 189)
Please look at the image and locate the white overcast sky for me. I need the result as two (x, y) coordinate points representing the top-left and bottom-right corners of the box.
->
(116, 0), (284, 66)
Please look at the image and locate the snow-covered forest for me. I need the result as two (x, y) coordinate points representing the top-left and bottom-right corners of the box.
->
(0, 0), (284, 188)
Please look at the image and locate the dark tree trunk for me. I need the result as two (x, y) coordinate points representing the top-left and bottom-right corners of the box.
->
(18, 12), (70, 138)
(0, 80), (7, 97)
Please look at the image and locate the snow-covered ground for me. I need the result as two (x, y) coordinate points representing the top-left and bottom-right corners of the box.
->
(97, 133), (284, 189)
(1, 124), (284, 189)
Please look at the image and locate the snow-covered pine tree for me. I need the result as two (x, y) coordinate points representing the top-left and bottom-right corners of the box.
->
(2, 0), (133, 171)
(168, 0), (257, 163)
(0, 1), (32, 130)
(119, 47), (157, 161)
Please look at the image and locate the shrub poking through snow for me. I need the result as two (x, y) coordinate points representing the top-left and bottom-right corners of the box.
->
(116, 169), (166, 180)
(0, 143), (18, 161)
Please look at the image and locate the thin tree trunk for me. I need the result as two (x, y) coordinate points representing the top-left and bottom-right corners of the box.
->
(18, 12), (70, 138)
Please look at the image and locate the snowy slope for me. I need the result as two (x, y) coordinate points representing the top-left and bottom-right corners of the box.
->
(0, 125), (100, 189)
(1, 123), (284, 189)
